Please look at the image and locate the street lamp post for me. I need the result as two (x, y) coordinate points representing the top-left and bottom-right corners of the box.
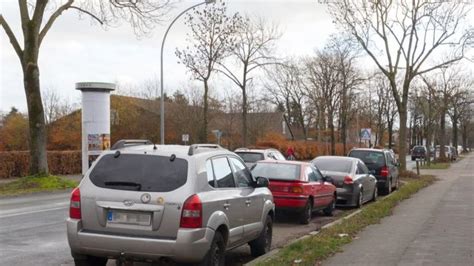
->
(160, 0), (215, 145)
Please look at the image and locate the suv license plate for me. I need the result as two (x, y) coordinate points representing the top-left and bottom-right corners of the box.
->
(107, 210), (151, 226)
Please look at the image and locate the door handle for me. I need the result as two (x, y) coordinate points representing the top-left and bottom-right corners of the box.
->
(223, 203), (231, 209)
(245, 200), (251, 206)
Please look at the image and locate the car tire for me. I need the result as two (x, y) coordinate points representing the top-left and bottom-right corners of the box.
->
(323, 195), (336, 216)
(371, 186), (378, 202)
(72, 254), (107, 266)
(355, 189), (363, 208)
(200, 231), (226, 266)
(299, 200), (312, 224)
(411, 157), (415, 161)
(249, 215), (273, 257)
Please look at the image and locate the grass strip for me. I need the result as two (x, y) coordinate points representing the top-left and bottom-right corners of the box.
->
(419, 163), (450, 169)
(0, 175), (78, 196)
(257, 175), (436, 266)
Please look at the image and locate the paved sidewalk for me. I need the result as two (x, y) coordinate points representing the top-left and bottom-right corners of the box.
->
(324, 154), (474, 266)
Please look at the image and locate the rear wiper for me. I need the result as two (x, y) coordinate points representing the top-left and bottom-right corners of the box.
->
(104, 181), (142, 191)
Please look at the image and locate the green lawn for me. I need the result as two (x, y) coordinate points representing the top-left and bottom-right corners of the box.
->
(257, 175), (436, 266)
(419, 162), (450, 169)
(0, 175), (78, 196)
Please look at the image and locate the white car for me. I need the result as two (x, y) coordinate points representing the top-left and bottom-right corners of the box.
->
(234, 148), (286, 168)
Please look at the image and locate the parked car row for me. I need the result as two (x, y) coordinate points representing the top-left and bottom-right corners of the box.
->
(66, 141), (400, 266)
(410, 145), (460, 161)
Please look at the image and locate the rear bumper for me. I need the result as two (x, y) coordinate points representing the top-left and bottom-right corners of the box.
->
(67, 218), (214, 263)
(335, 187), (358, 206)
(273, 194), (308, 211)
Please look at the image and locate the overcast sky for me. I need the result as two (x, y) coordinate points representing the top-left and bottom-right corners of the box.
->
(1, 0), (473, 114)
(0, 0), (337, 113)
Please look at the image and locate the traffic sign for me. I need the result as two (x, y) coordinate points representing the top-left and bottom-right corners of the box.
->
(361, 128), (371, 140)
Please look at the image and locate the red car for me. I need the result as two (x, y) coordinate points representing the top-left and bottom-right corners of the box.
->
(251, 160), (337, 224)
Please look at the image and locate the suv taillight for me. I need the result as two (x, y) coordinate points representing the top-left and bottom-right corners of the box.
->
(69, 187), (81, 219)
(180, 194), (202, 228)
(380, 166), (389, 177)
(343, 176), (353, 185)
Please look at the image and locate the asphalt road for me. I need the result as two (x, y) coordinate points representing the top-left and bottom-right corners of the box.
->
(0, 191), (344, 266)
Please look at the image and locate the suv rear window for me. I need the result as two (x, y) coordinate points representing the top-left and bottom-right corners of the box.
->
(90, 154), (188, 192)
(251, 163), (300, 181)
(235, 152), (265, 163)
(413, 146), (425, 152)
(349, 150), (386, 167)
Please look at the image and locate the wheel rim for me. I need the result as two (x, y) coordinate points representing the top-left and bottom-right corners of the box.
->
(374, 187), (378, 199)
(388, 180), (392, 193)
(359, 191), (363, 206)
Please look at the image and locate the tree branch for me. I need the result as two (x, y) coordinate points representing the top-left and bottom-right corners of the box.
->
(39, 0), (74, 46)
(0, 15), (23, 59)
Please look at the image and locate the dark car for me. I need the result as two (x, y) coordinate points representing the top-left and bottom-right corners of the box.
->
(251, 160), (336, 224)
(411, 145), (427, 161)
(311, 156), (378, 207)
(348, 148), (399, 195)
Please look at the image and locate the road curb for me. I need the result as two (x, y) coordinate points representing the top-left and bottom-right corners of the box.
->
(243, 209), (363, 266)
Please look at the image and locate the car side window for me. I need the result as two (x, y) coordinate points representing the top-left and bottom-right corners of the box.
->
(311, 166), (323, 181)
(386, 153), (394, 166)
(206, 160), (216, 188)
(212, 157), (235, 188)
(228, 157), (253, 188)
(361, 163), (369, 174)
(356, 163), (366, 174)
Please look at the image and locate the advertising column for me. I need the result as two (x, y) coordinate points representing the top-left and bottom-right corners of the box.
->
(76, 82), (115, 175)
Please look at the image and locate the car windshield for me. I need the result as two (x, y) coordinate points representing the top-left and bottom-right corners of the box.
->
(349, 150), (385, 167)
(312, 158), (353, 173)
(90, 154), (188, 192)
(251, 163), (301, 181)
(413, 147), (425, 152)
(235, 152), (265, 163)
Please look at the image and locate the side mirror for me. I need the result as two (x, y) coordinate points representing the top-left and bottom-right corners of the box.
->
(323, 175), (333, 184)
(255, 176), (269, 188)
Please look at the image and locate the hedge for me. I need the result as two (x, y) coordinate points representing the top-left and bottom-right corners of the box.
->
(255, 133), (357, 160)
(0, 151), (81, 179)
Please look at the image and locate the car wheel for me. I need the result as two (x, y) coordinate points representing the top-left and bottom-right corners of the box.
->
(356, 189), (363, 208)
(411, 157), (415, 161)
(299, 200), (312, 224)
(323, 195), (336, 216)
(200, 231), (225, 266)
(382, 179), (392, 195)
(371, 186), (378, 202)
(249, 215), (273, 257)
(73, 254), (107, 266)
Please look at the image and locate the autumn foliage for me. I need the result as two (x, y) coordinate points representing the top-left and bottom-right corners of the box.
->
(255, 132), (356, 160)
(0, 151), (81, 179)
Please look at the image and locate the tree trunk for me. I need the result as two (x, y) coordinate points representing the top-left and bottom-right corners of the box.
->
(328, 115), (336, 155)
(387, 120), (393, 149)
(200, 79), (209, 143)
(398, 108), (408, 171)
(439, 108), (446, 161)
(241, 84), (248, 147)
(22, 22), (48, 175)
(452, 110), (458, 149)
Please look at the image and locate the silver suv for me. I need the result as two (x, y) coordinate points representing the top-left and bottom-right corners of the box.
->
(235, 148), (286, 168)
(67, 140), (275, 265)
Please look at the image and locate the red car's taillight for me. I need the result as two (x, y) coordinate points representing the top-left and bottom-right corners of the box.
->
(380, 166), (389, 177)
(69, 187), (81, 219)
(180, 194), (202, 228)
(343, 176), (353, 185)
(289, 186), (304, 193)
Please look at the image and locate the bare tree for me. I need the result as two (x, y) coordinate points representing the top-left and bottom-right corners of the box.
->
(217, 16), (280, 146)
(42, 87), (73, 125)
(176, 2), (242, 142)
(264, 61), (311, 140)
(0, 0), (173, 175)
(328, 0), (473, 170)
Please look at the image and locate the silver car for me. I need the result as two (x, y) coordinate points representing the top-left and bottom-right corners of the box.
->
(67, 141), (274, 265)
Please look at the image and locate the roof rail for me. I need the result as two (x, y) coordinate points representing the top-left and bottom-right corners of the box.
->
(188, 144), (223, 156)
(111, 139), (153, 150)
